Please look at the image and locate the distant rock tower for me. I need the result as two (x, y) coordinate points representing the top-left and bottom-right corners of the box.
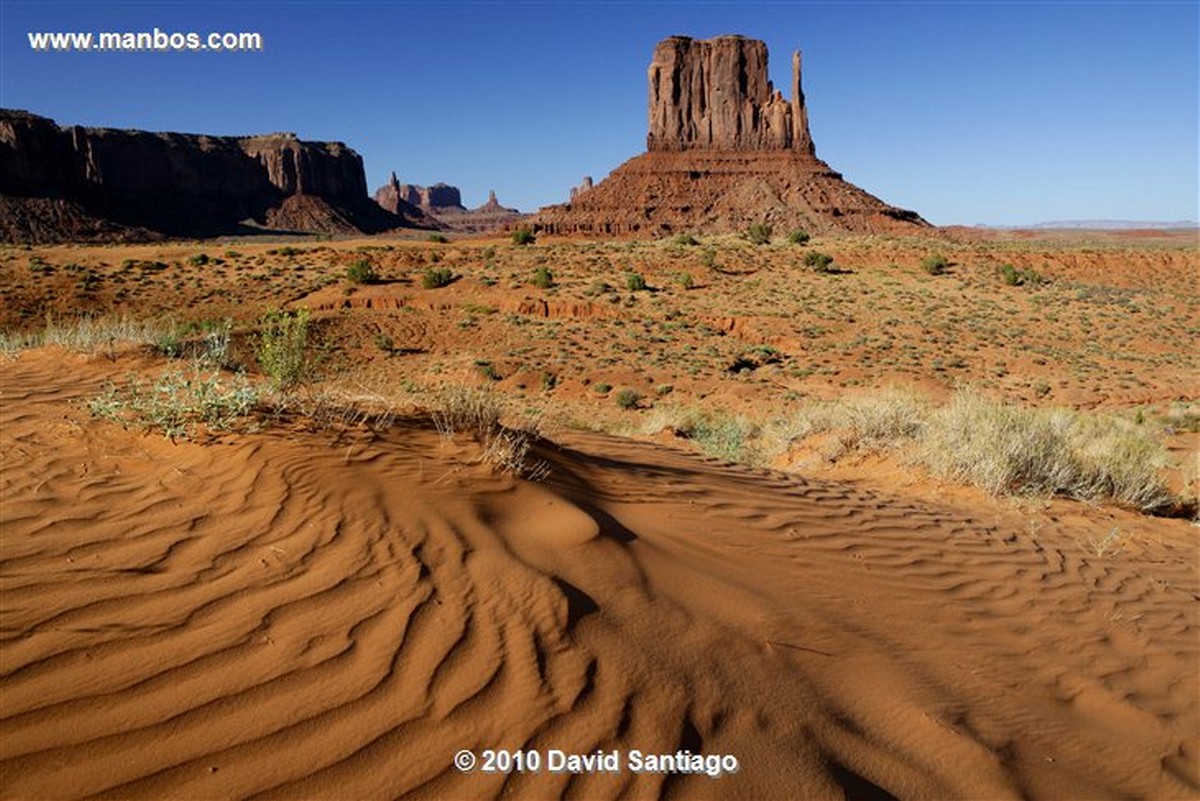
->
(570, 176), (593, 201)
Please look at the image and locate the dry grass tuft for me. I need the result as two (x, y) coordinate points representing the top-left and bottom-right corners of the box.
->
(1, 314), (174, 358)
(430, 385), (549, 479)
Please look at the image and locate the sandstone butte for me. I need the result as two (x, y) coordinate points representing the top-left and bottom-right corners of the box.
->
(0, 109), (433, 243)
(531, 35), (930, 237)
(374, 172), (525, 233)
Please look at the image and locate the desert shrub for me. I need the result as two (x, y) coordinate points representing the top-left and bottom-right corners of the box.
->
(615, 388), (641, 409)
(677, 271), (695, 290)
(917, 392), (1075, 496)
(476, 361), (501, 381)
(700, 248), (717, 269)
(422, 266), (454, 289)
(428, 234), (449, 244)
(914, 391), (1169, 510)
(999, 263), (1044, 287)
(256, 307), (311, 390)
(87, 367), (258, 440)
(747, 223), (772, 245)
(155, 318), (234, 367)
(188, 253), (209, 267)
(1065, 413), (1172, 511)
(680, 410), (761, 463)
(511, 227), (536, 246)
(531, 266), (554, 289)
(625, 272), (647, 291)
(374, 333), (395, 353)
(594, 383), (612, 394)
(837, 390), (926, 449)
(346, 258), (379, 284)
(788, 229), (811, 245)
(673, 233), (700, 247)
(921, 254), (949, 275)
(804, 251), (834, 273)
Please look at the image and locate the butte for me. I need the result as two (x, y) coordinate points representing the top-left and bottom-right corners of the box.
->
(532, 35), (929, 236)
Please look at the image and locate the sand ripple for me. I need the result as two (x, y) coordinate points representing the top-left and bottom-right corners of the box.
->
(1, 352), (1196, 799)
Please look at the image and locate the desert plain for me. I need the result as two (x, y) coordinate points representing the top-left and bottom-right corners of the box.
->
(0, 225), (1197, 800)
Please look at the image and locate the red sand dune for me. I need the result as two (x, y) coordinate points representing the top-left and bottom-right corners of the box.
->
(1, 351), (1197, 800)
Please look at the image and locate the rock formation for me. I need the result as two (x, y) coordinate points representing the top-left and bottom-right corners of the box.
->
(375, 176), (465, 215)
(532, 35), (927, 236)
(569, 176), (593, 201)
(0, 109), (427, 242)
(374, 176), (525, 233)
(647, 35), (814, 154)
(373, 172), (440, 224)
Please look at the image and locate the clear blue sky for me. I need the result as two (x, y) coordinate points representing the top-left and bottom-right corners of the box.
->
(3, 1), (1196, 225)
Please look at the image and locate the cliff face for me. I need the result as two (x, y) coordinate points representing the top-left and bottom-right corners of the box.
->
(0, 110), (418, 242)
(646, 35), (814, 155)
(532, 35), (925, 237)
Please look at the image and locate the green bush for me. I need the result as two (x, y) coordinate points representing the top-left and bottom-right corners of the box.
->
(672, 409), (761, 463)
(511, 227), (536, 246)
(999, 263), (1044, 287)
(677, 271), (695, 290)
(422, 267), (454, 289)
(256, 307), (311, 390)
(346, 259), (379, 284)
(804, 251), (834, 273)
(615, 388), (641, 409)
(531, 266), (554, 289)
(428, 234), (449, 244)
(747, 223), (772, 245)
(374, 333), (395, 353)
(921, 254), (949, 275)
(787, 229), (811, 245)
(673, 233), (700, 247)
(187, 253), (209, 267)
(625, 272), (647, 291)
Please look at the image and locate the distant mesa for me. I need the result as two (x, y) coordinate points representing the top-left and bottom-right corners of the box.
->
(375, 174), (466, 215)
(374, 172), (525, 233)
(532, 34), (928, 236)
(0, 109), (434, 243)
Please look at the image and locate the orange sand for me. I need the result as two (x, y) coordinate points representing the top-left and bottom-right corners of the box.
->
(1, 350), (1196, 799)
